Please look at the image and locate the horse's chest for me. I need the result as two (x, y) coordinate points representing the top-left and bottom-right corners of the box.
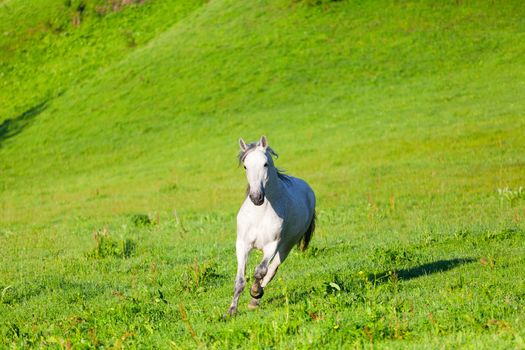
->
(238, 207), (284, 248)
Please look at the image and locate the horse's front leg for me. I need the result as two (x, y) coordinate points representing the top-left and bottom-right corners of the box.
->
(248, 241), (278, 309)
(260, 244), (292, 288)
(227, 241), (249, 315)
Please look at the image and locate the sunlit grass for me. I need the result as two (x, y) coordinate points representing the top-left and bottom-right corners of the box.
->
(1, 0), (524, 348)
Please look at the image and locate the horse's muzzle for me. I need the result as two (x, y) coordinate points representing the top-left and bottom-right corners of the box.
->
(250, 192), (264, 206)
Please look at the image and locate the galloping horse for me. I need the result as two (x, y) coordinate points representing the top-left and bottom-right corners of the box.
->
(228, 136), (316, 314)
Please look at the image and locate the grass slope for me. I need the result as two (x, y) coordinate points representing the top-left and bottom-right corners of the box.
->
(0, 0), (205, 123)
(1, 0), (525, 348)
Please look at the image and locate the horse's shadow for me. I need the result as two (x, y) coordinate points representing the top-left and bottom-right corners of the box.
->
(368, 257), (476, 284)
(263, 257), (475, 306)
(0, 101), (48, 147)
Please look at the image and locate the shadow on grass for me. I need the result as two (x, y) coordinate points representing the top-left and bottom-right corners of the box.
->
(0, 101), (47, 147)
(253, 258), (476, 308)
(369, 257), (476, 284)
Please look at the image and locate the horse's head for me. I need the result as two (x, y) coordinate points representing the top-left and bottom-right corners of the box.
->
(238, 136), (276, 206)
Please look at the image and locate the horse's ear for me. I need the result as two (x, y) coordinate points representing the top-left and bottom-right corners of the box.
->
(258, 135), (268, 149)
(239, 138), (248, 151)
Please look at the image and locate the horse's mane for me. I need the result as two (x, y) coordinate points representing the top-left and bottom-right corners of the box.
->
(238, 142), (277, 163)
(238, 143), (291, 186)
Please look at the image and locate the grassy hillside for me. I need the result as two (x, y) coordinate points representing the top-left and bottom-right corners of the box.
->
(0, 0), (204, 124)
(1, 0), (525, 348)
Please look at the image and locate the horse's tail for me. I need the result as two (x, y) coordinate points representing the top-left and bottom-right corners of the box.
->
(298, 211), (316, 252)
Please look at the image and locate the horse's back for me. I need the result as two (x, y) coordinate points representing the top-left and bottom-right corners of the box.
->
(285, 176), (315, 210)
(282, 175), (316, 236)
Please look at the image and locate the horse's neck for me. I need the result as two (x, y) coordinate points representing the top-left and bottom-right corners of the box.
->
(265, 169), (285, 203)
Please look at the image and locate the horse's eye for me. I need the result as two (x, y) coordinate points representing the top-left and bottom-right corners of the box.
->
(264, 163), (268, 167)
(243, 165), (246, 169)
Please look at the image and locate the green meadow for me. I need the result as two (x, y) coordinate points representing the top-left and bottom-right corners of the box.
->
(1, 0), (524, 348)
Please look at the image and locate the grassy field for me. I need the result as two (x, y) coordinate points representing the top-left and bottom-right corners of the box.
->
(1, 0), (525, 348)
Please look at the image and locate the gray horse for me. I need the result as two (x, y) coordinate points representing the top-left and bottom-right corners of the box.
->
(228, 136), (316, 315)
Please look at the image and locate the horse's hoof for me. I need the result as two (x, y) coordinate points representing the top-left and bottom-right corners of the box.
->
(250, 283), (264, 299)
(226, 306), (237, 316)
(248, 298), (260, 310)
